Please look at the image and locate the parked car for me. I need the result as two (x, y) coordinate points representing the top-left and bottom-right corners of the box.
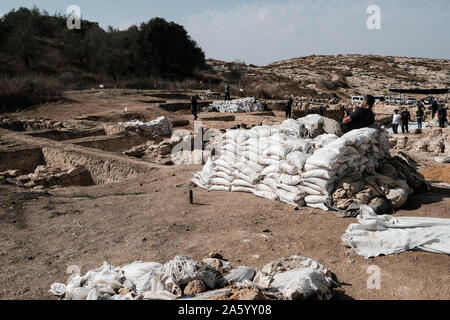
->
(406, 97), (416, 105)
(395, 98), (405, 105)
(351, 96), (364, 104)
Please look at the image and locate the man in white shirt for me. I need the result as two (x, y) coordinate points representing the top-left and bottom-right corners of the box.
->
(392, 109), (401, 134)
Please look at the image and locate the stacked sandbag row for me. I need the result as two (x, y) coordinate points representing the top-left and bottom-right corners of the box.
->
(119, 117), (173, 137)
(301, 128), (391, 211)
(192, 120), (318, 207)
(204, 97), (266, 113)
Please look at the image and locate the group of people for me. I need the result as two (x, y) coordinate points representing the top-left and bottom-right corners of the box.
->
(391, 98), (448, 134)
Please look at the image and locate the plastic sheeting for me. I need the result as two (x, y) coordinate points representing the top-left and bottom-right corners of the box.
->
(342, 206), (450, 258)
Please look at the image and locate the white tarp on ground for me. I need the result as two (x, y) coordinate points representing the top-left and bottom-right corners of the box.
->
(49, 255), (334, 300)
(192, 115), (391, 210)
(204, 97), (266, 113)
(119, 116), (173, 136)
(342, 206), (450, 258)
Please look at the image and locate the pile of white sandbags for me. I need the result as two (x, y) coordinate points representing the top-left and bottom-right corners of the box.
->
(192, 119), (315, 207)
(203, 97), (266, 113)
(119, 116), (173, 137)
(49, 255), (334, 300)
(302, 127), (390, 210)
(192, 115), (391, 211)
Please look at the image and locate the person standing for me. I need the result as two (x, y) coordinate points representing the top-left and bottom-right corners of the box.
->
(392, 109), (401, 134)
(224, 83), (231, 101)
(438, 105), (448, 128)
(401, 107), (411, 133)
(286, 96), (294, 119)
(416, 106), (425, 130)
(432, 99), (439, 119)
(191, 94), (199, 121)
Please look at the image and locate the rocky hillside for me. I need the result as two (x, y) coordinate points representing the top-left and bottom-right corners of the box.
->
(207, 55), (450, 100)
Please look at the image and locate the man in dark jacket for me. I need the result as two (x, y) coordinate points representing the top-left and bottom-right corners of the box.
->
(191, 95), (199, 120)
(340, 94), (376, 134)
(432, 100), (439, 119)
(286, 96), (294, 119)
(416, 107), (425, 130)
(438, 105), (448, 128)
(401, 107), (411, 133)
(224, 83), (231, 101)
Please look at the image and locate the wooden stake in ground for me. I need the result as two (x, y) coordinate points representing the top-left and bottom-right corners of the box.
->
(189, 190), (194, 204)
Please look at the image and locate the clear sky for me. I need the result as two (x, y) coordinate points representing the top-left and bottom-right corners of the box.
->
(1, 0), (449, 65)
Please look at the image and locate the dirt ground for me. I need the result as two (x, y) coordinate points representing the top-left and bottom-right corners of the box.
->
(0, 91), (449, 300)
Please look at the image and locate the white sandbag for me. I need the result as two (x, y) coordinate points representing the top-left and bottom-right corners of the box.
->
(50, 283), (67, 296)
(264, 145), (292, 159)
(232, 170), (258, 184)
(224, 267), (256, 283)
(297, 114), (323, 130)
(305, 148), (341, 170)
(280, 161), (298, 175)
(253, 189), (279, 201)
(302, 177), (334, 190)
(277, 189), (305, 204)
(214, 158), (234, 169)
(283, 139), (312, 153)
(315, 134), (339, 148)
(302, 169), (335, 180)
(119, 261), (163, 284)
(286, 151), (310, 170)
(232, 179), (255, 188)
(277, 183), (302, 194)
(210, 178), (231, 187)
(270, 268), (330, 300)
(261, 165), (281, 176)
(342, 206), (450, 258)
(299, 185), (323, 196)
(306, 202), (329, 211)
(279, 174), (302, 186)
(192, 176), (208, 190)
(209, 186), (230, 192)
(262, 177), (279, 190)
(259, 157), (283, 167)
(233, 162), (261, 180)
(256, 183), (275, 193)
(214, 165), (234, 176)
(386, 187), (408, 208)
(305, 195), (329, 204)
(231, 186), (255, 193)
(210, 171), (234, 182)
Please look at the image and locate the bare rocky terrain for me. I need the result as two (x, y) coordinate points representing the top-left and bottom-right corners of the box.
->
(0, 54), (449, 300)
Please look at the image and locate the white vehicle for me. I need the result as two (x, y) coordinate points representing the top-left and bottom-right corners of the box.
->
(406, 97), (416, 105)
(395, 98), (405, 105)
(351, 96), (364, 104)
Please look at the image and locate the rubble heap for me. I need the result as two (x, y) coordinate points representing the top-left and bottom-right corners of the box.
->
(50, 255), (335, 301)
(0, 165), (94, 189)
